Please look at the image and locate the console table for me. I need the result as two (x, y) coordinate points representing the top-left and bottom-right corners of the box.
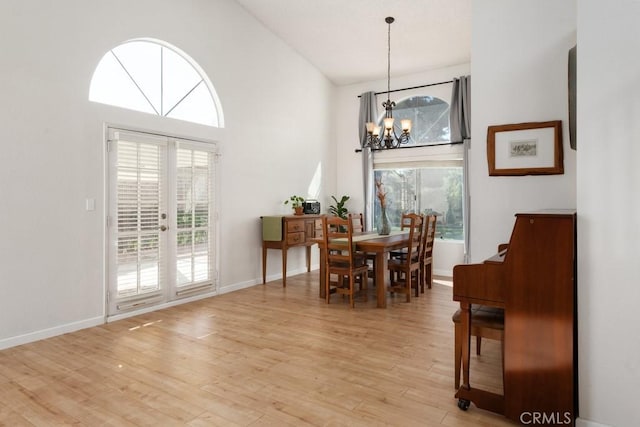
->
(261, 214), (323, 287)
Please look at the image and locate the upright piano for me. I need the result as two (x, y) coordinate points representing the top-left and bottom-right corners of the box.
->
(453, 211), (577, 425)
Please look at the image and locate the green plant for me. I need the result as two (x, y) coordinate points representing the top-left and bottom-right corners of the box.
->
(328, 195), (350, 219)
(284, 195), (305, 209)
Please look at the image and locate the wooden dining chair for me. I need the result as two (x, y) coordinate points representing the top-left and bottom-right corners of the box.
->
(351, 212), (379, 284)
(387, 213), (423, 302)
(419, 214), (437, 292)
(351, 212), (365, 232)
(389, 212), (421, 260)
(322, 214), (369, 308)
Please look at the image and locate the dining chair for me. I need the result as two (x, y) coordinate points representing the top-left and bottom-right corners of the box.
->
(419, 214), (437, 292)
(322, 214), (369, 308)
(389, 212), (419, 261)
(350, 212), (379, 285)
(351, 212), (365, 232)
(387, 213), (423, 302)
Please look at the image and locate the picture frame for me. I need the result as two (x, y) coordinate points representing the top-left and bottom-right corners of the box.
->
(487, 120), (563, 176)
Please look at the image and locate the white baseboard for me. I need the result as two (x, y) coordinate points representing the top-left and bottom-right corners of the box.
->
(107, 289), (221, 322)
(433, 268), (451, 278)
(260, 266), (318, 287)
(0, 316), (104, 351)
(576, 418), (611, 427)
(218, 278), (261, 294)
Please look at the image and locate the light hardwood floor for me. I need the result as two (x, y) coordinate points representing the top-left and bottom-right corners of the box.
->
(0, 272), (516, 426)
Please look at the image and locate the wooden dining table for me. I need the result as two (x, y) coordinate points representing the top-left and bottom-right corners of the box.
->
(315, 230), (410, 308)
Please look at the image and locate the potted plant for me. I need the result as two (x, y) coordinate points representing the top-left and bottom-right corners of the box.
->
(284, 195), (305, 215)
(328, 195), (350, 219)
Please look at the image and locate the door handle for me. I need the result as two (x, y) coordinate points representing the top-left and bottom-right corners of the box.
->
(160, 225), (168, 231)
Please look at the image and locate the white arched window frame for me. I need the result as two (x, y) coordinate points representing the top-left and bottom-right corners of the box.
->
(90, 38), (224, 128)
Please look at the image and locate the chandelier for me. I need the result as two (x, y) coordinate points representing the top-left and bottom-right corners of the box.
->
(364, 17), (412, 150)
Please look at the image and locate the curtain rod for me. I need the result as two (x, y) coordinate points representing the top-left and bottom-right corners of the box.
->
(357, 79), (453, 98)
(354, 140), (462, 153)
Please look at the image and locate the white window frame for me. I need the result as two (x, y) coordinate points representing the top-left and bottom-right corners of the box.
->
(90, 38), (224, 128)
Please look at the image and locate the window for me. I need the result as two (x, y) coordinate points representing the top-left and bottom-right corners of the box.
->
(372, 94), (464, 241)
(374, 162), (463, 240)
(90, 39), (223, 127)
(386, 96), (450, 146)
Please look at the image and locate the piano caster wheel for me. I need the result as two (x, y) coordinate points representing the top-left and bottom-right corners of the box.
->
(457, 399), (470, 411)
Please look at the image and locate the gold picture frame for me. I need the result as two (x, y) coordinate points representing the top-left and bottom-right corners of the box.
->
(487, 120), (563, 176)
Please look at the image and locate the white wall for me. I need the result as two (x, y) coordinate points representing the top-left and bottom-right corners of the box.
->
(333, 63), (470, 276)
(475, 1), (640, 426)
(577, 1), (640, 426)
(471, 0), (577, 262)
(0, 0), (335, 348)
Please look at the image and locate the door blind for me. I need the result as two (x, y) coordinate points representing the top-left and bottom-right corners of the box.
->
(110, 131), (167, 301)
(175, 141), (216, 291)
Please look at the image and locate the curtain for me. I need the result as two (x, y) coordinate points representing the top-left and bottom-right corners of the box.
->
(358, 91), (377, 231)
(450, 76), (472, 263)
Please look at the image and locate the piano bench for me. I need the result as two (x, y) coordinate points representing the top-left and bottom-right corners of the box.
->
(452, 305), (504, 389)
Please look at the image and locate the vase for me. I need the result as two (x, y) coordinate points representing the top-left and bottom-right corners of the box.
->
(377, 206), (391, 235)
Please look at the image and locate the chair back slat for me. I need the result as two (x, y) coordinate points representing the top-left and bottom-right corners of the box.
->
(423, 214), (436, 260)
(403, 213), (423, 263)
(419, 214), (437, 291)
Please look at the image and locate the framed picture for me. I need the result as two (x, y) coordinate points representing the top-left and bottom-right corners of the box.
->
(487, 120), (563, 176)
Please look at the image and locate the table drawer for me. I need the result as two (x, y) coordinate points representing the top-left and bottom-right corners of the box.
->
(286, 220), (305, 233)
(286, 231), (305, 245)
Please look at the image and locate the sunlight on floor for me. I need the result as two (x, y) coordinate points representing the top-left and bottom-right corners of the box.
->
(434, 275), (453, 287)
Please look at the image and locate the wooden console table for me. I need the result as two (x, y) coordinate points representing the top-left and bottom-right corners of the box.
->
(261, 214), (323, 287)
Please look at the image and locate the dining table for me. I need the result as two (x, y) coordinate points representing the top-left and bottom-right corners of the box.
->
(316, 229), (410, 308)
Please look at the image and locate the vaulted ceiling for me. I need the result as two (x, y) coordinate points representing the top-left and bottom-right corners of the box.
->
(234, 0), (472, 86)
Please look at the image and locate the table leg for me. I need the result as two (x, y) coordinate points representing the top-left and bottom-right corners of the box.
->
(262, 246), (267, 284)
(306, 245), (311, 272)
(375, 251), (388, 308)
(282, 248), (287, 287)
(318, 245), (326, 299)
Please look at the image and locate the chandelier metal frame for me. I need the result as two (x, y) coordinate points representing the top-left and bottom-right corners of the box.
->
(364, 17), (411, 150)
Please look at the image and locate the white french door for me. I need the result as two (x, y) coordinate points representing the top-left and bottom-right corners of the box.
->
(107, 128), (217, 316)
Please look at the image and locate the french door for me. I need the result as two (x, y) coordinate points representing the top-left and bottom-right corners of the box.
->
(107, 128), (217, 316)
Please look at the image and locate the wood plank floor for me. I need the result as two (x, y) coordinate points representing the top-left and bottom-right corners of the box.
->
(0, 272), (517, 426)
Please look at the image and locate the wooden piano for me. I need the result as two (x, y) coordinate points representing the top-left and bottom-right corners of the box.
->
(453, 211), (577, 425)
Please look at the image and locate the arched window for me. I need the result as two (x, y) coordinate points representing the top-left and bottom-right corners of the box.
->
(90, 39), (223, 127)
(377, 95), (450, 146)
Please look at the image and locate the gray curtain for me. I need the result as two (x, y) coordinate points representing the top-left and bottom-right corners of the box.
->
(450, 76), (472, 263)
(358, 91), (377, 231)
